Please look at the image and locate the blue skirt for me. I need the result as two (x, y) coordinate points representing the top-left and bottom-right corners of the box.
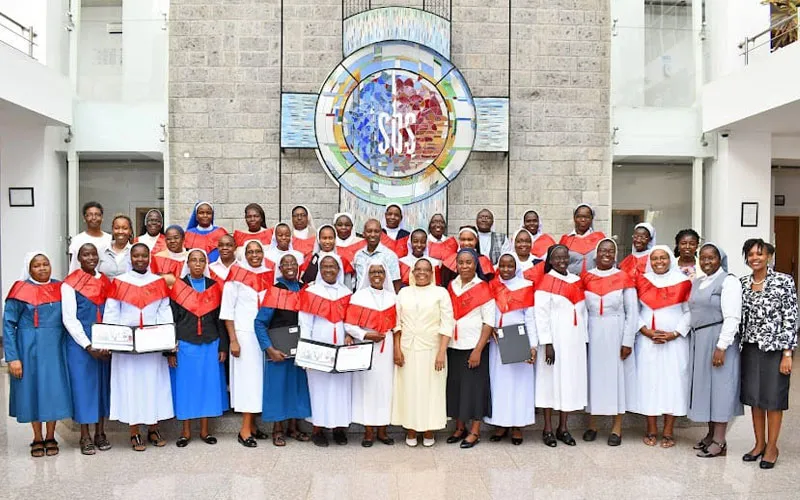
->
(261, 359), (311, 422)
(66, 339), (111, 424)
(170, 339), (229, 420)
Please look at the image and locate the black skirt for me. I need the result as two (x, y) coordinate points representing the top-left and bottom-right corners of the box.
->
(740, 343), (791, 411)
(446, 348), (491, 421)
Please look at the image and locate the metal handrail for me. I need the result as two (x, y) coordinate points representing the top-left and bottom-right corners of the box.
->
(739, 12), (799, 64)
(0, 10), (37, 58)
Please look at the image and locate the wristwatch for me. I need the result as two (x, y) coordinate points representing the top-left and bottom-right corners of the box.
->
(783, 351), (793, 358)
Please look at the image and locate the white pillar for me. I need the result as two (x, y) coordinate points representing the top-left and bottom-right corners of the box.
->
(705, 132), (771, 276)
(692, 157), (703, 236)
(67, 148), (79, 238)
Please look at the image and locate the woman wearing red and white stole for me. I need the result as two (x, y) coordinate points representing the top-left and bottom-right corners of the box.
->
(184, 202), (229, 263)
(619, 222), (656, 280)
(535, 244), (588, 448)
(427, 213), (458, 261)
(233, 203), (273, 261)
(446, 248), (495, 449)
(290, 205), (316, 259)
(398, 229), (442, 287)
(298, 255), (353, 447)
(150, 225), (189, 288)
(520, 209), (556, 261)
(485, 253), (537, 446)
(103, 243), (173, 451)
(380, 203), (410, 258)
(334, 212), (367, 264)
(134, 209), (166, 254)
(345, 259), (397, 447)
(634, 244), (692, 449)
(300, 224), (355, 289)
(582, 238), (638, 446)
(559, 203), (606, 275)
(440, 227), (496, 288)
(220, 240), (273, 448)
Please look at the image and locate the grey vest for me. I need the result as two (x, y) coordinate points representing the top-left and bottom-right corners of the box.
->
(688, 272), (727, 330)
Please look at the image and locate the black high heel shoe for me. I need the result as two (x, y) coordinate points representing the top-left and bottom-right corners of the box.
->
(742, 447), (766, 462)
(760, 451), (779, 469)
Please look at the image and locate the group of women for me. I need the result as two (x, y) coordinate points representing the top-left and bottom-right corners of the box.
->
(3, 201), (796, 470)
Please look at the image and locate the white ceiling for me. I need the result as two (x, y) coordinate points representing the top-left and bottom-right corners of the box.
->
(81, 0), (123, 7)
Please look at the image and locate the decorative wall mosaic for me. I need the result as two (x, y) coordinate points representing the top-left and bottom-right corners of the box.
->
(474, 98), (510, 152)
(342, 7), (450, 59)
(339, 186), (448, 232)
(280, 93), (318, 148)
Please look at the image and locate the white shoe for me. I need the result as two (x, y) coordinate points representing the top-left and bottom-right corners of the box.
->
(406, 435), (418, 447)
(423, 436), (435, 447)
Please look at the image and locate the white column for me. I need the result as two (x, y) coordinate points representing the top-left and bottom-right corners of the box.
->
(691, 157), (703, 236)
(67, 148), (79, 238)
(705, 132), (771, 276)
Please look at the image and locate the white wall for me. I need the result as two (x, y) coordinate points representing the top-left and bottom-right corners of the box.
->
(78, 161), (163, 233)
(73, 101), (166, 153)
(77, 6), (123, 101)
(611, 163), (692, 247)
(122, 0), (168, 103)
(0, 108), (68, 299)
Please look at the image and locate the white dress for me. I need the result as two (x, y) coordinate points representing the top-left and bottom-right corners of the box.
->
(104, 271), (174, 425)
(583, 268), (638, 415)
(634, 271), (692, 416)
(534, 270), (588, 412)
(299, 282), (353, 428)
(345, 287), (396, 426)
(485, 276), (537, 427)
(220, 275), (269, 413)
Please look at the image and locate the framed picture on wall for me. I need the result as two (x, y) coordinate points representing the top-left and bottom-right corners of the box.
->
(775, 195), (786, 206)
(741, 202), (759, 227)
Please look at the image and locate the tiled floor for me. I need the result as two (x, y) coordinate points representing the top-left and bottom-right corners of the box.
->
(0, 376), (798, 500)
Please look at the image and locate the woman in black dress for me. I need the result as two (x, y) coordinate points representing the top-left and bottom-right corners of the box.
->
(739, 239), (797, 469)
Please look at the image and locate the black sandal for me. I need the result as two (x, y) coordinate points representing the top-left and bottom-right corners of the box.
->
(377, 435), (395, 446)
(460, 432), (480, 449)
(446, 429), (466, 444)
(693, 435), (713, 451)
(130, 434), (146, 452)
(176, 436), (191, 448)
(542, 431), (557, 448)
(252, 428), (269, 440)
(30, 440), (45, 458)
(286, 429), (310, 442)
(199, 434), (217, 445)
(490, 429), (509, 442)
(147, 429), (166, 447)
(80, 436), (96, 455)
(43, 439), (59, 456)
(94, 433), (112, 451)
(273, 431), (287, 447)
(556, 429), (576, 446)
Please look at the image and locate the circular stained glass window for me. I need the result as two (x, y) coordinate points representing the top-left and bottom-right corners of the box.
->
(315, 41), (476, 205)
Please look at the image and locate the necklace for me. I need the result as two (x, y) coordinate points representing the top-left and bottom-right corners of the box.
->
(752, 277), (766, 286)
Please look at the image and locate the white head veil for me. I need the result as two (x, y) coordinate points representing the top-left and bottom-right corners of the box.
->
(699, 242), (728, 273)
(496, 251), (523, 281)
(457, 226), (479, 250)
(502, 227), (535, 258)
(358, 257), (396, 295)
(240, 240), (268, 273)
(291, 205), (315, 237)
(406, 228), (430, 258)
(571, 203), (595, 234)
(313, 224), (338, 255)
(521, 209), (543, 237)
(21, 251), (51, 282)
(633, 222), (657, 250)
(181, 248), (211, 278)
(269, 222), (296, 251)
(318, 254), (345, 287)
(381, 203), (406, 233)
(645, 244), (679, 275)
(274, 251), (302, 282)
(592, 237), (619, 270)
(333, 212), (359, 246)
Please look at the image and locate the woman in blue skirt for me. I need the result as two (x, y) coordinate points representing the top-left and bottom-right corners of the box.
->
(168, 249), (229, 447)
(254, 253), (312, 446)
(62, 243), (113, 455)
(4, 252), (73, 457)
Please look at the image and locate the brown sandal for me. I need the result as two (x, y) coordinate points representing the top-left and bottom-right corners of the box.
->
(286, 429), (310, 442)
(80, 436), (96, 455)
(643, 434), (657, 447)
(130, 434), (146, 452)
(272, 431), (286, 447)
(30, 440), (45, 458)
(43, 439), (59, 456)
(147, 429), (166, 447)
(661, 435), (676, 449)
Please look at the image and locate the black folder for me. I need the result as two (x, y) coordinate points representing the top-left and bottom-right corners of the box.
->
(268, 325), (302, 357)
(495, 323), (532, 364)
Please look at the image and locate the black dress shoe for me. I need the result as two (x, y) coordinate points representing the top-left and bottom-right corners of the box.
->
(237, 434), (257, 448)
(460, 433), (480, 449)
(542, 431), (557, 448)
(760, 452), (779, 469)
(583, 429), (597, 442)
(361, 439), (374, 448)
(332, 430), (348, 445)
(200, 434), (217, 445)
(446, 430), (466, 444)
(311, 432), (329, 447)
(607, 433), (622, 447)
(377, 436), (395, 446)
(252, 429), (269, 440)
(489, 429), (508, 442)
(556, 429), (576, 446)
(742, 448), (765, 462)
(176, 436), (190, 448)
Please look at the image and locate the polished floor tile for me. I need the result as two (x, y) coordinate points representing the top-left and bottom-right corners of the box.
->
(0, 374), (798, 500)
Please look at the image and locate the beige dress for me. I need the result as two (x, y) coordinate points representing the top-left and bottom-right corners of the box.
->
(391, 283), (454, 431)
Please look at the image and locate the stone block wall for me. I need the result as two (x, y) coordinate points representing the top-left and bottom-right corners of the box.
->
(169, 0), (610, 237)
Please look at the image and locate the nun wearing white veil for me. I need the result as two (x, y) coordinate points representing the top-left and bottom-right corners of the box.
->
(686, 242), (743, 458)
(298, 254), (354, 446)
(345, 258), (398, 446)
(619, 222), (656, 279)
(633, 244), (692, 448)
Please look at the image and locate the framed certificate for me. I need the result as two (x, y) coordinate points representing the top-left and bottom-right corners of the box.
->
(91, 324), (134, 351)
(334, 343), (374, 372)
(294, 338), (374, 373)
(134, 324), (177, 353)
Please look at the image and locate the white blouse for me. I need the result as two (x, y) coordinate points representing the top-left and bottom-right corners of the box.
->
(61, 271), (104, 349)
(449, 275), (495, 350)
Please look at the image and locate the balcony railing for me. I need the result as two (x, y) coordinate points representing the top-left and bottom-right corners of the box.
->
(739, 12), (799, 65)
(0, 11), (37, 58)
